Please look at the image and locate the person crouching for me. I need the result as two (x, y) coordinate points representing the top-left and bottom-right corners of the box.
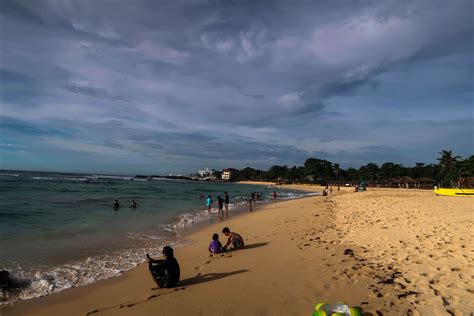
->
(146, 246), (180, 289)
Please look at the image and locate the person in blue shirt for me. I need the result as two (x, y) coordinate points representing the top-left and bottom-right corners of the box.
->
(206, 195), (213, 213)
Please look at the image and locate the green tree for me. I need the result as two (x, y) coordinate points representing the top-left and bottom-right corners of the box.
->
(358, 163), (379, 181)
(345, 167), (359, 181)
(378, 162), (406, 180)
(267, 165), (289, 181)
(303, 158), (334, 182)
(437, 150), (461, 186)
(437, 150), (461, 171)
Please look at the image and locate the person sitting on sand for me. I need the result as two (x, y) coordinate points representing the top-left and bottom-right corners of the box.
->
(222, 227), (244, 251)
(208, 233), (223, 254)
(130, 199), (139, 208)
(113, 199), (120, 210)
(0, 270), (12, 300)
(146, 246), (180, 289)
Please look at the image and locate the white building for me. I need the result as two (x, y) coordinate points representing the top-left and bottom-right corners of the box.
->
(198, 168), (214, 177)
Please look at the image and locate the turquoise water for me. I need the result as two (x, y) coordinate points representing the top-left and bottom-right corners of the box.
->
(0, 170), (311, 302)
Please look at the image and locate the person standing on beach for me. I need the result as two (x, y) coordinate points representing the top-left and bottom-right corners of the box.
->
(206, 195), (213, 213)
(217, 196), (224, 214)
(224, 192), (230, 213)
(251, 192), (256, 203)
(272, 191), (277, 200)
(248, 197), (253, 212)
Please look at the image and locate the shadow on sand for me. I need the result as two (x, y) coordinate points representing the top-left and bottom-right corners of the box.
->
(179, 270), (249, 287)
(244, 242), (269, 249)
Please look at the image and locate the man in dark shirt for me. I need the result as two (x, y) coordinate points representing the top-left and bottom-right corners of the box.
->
(147, 246), (180, 289)
(224, 192), (230, 212)
(217, 196), (224, 214)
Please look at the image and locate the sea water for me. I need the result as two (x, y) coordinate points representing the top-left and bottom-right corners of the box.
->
(0, 170), (312, 303)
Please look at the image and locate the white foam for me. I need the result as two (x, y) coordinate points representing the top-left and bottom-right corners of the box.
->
(4, 239), (190, 304)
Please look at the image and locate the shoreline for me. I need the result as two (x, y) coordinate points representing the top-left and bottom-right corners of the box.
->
(0, 181), (305, 310)
(2, 188), (472, 315)
(0, 185), (317, 308)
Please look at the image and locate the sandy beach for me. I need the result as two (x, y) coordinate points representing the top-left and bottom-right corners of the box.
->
(2, 188), (472, 316)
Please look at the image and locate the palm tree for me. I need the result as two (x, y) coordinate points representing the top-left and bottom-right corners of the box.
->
(437, 150), (460, 171)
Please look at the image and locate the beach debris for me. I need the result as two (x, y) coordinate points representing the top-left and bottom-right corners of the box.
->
(396, 291), (420, 299)
(313, 302), (362, 316)
(343, 248), (354, 256)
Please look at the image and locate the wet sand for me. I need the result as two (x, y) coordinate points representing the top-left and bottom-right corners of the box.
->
(2, 188), (472, 315)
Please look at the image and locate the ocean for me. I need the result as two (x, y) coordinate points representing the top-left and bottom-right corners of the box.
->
(0, 170), (313, 303)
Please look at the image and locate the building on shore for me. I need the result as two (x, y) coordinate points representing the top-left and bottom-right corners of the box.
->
(198, 168), (214, 178)
(221, 168), (237, 181)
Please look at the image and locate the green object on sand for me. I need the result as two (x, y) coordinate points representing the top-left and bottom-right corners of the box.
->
(312, 302), (362, 316)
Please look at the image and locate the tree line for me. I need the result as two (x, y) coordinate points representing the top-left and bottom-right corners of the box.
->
(229, 150), (473, 187)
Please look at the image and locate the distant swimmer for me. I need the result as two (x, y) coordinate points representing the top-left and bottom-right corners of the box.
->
(224, 192), (230, 212)
(206, 195), (213, 213)
(113, 199), (120, 210)
(199, 193), (204, 199)
(130, 199), (139, 208)
(272, 191), (277, 200)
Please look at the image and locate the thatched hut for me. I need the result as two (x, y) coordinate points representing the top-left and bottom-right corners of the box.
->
(399, 176), (416, 188)
(453, 177), (474, 188)
(384, 178), (401, 188)
(416, 177), (435, 189)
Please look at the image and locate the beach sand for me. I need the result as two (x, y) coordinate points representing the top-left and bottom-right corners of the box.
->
(2, 188), (472, 315)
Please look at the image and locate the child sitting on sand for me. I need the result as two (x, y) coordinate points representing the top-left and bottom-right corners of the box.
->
(146, 246), (180, 289)
(222, 227), (245, 251)
(208, 233), (223, 254)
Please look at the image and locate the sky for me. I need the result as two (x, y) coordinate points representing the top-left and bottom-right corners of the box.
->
(1, 0), (473, 174)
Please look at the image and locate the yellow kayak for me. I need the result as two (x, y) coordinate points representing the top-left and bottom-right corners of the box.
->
(435, 188), (474, 196)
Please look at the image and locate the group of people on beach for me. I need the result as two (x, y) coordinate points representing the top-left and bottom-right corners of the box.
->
(146, 226), (244, 289)
(204, 192), (230, 215)
(203, 190), (279, 214)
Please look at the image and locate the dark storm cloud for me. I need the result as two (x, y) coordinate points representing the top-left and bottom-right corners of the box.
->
(1, 0), (472, 173)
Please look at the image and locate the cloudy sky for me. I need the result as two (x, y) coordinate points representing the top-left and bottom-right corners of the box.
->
(1, 0), (473, 174)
